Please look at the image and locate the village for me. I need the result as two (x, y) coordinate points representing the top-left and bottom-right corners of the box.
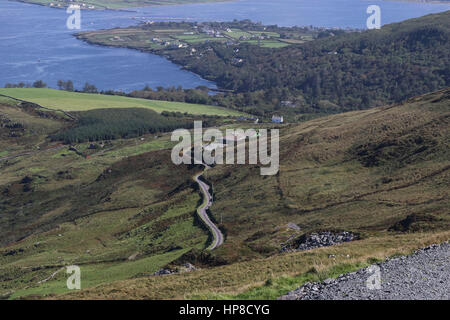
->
(48, 0), (96, 9)
(107, 20), (351, 51)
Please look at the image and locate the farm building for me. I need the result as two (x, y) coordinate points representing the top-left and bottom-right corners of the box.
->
(272, 115), (284, 123)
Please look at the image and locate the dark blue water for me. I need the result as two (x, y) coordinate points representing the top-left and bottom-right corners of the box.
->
(132, 0), (450, 28)
(0, 1), (217, 91)
(1, 0), (449, 92)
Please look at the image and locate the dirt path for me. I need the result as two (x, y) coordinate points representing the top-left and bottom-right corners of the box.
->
(0, 144), (65, 162)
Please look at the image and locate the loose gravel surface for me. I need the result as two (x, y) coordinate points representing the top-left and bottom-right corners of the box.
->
(280, 241), (450, 300)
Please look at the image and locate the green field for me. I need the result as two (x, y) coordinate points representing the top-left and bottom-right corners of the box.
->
(0, 88), (244, 117)
(248, 40), (289, 48)
(76, 21), (321, 54)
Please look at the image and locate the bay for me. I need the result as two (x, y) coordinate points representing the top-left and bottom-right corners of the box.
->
(1, 0), (448, 92)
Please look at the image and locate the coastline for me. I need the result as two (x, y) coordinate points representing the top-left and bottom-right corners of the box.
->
(384, 0), (449, 3)
(10, 0), (237, 11)
(9, 0), (449, 13)
(74, 33), (210, 80)
(73, 32), (219, 89)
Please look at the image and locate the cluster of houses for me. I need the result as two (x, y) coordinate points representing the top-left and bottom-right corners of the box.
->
(199, 25), (272, 42)
(203, 131), (258, 153)
(150, 37), (187, 48)
(236, 116), (284, 124)
(200, 26), (229, 38)
(50, 1), (95, 9)
(238, 33), (271, 41)
(203, 120), (284, 154)
(143, 22), (279, 50)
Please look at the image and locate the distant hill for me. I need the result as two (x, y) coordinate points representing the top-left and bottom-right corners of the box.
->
(169, 11), (450, 113)
(77, 11), (450, 118)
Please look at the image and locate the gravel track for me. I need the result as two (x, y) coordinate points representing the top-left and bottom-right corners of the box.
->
(280, 241), (450, 300)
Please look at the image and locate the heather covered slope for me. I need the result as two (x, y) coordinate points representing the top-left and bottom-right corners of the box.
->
(48, 88), (450, 300)
(0, 98), (210, 299)
(207, 88), (450, 261)
(1, 89), (448, 299)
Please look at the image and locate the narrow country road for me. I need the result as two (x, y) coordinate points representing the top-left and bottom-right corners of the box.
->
(194, 168), (224, 250)
(186, 142), (224, 250)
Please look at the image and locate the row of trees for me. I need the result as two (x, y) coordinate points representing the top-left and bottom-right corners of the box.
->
(4, 80), (98, 93)
(4, 80), (47, 88)
(57, 80), (74, 91)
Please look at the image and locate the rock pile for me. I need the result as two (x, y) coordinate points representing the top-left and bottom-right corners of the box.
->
(152, 268), (173, 276)
(151, 263), (198, 277)
(295, 231), (358, 251)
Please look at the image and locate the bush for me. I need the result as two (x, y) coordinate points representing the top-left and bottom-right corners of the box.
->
(32, 80), (46, 88)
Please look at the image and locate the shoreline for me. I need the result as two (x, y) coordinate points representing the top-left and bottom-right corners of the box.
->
(74, 34), (219, 90)
(384, 0), (449, 3)
(10, 0), (237, 11)
(10, 0), (450, 12)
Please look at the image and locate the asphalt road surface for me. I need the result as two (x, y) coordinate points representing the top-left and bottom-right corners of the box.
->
(194, 170), (224, 250)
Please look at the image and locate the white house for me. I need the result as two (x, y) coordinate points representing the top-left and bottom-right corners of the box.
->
(272, 115), (284, 123)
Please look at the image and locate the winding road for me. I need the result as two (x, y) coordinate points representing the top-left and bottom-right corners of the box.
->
(194, 167), (224, 250)
(186, 143), (224, 250)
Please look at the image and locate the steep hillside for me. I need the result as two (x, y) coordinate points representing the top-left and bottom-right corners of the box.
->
(52, 88), (449, 300)
(1, 88), (448, 299)
(207, 88), (449, 261)
(0, 98), (210, 299)
(170, 11), (450, 113)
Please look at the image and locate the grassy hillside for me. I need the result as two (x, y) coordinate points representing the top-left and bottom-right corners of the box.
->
(0, 88), (244, 117)
(0, 98), (210, 298)
(207, 88), (449, 262)
(54, 88), (449, 300)
(0, 98), (65, 153)
(55, 231), (450, 299)
(0, 88), (448, 299)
